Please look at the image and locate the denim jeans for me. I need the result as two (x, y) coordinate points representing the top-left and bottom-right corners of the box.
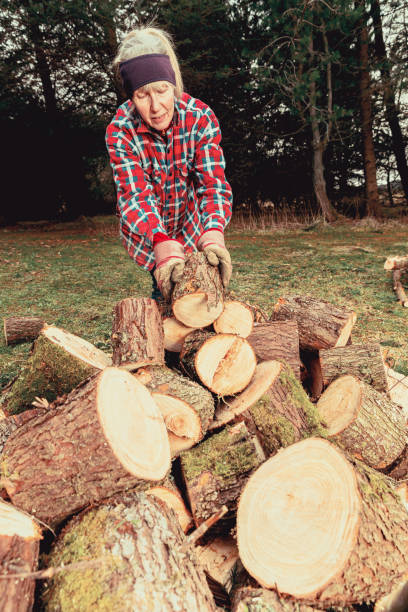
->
(150, 270), (162, 302)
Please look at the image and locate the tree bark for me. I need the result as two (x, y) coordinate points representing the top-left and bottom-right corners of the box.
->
(272, 296), (356, 351)
(172, 252), (224, 327)
(357, 5), (382, 217)
(111, 297), (164, 368)
(0, 325), (111, 415)
(0, 408), (47, 455)
(181, 422), (265, 529)
(133, 364), (214, 455)
(180, 330), (256, 396)
(2, 367), (170, 526)
(370, 0), (408, 202)
(3, 316), (46, 345)
(316, 375), (406, 468)
(237, 437), (408, 606)
(212, 360), (325, 456)
(42, 493), (216, 611)
(146, 479), (194, 533)
(232, 588), (320, 612)
(0, 500), (41, 612)
(247, 320), (301, 379)
(318, 342), (389, 393)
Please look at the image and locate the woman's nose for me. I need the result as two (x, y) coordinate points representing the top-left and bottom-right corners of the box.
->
(150, 93), (160, 111)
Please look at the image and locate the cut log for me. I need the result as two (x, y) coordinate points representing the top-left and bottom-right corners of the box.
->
(180, 422), (265, 528)
(386, 445), (408, 481)
(387, 367), (408, 421)
(180, 330), (256, 396)
(133, 365), (214, 455)
(146, 479), (194, 533)
(318, 342), (389, 393)
(272, 295), (356, 351)
(384, 255), (408, 270)
(172, 252), (224, 327)
(1, 367), (170, 526)
(163, 316), (195, 352)
(42, 493), (216, 611)
(3, 316), (45, 345)
(316, 374), (406, 468)
(211, 361), (325, 454)
(196, 535), (240, 607)
(213, 301), (254, 337)
(247, 320), (301, 379)
(0, 325), (111, 415)
(232, 587), (321, 612)
(392, 269), (408, 307)
(111, 297), (164, 368)
(0, 500), (41, 612)
(0, 408), (47, 455)
(237, 437), (408, 606)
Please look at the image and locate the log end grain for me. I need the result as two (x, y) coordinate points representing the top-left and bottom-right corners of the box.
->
(213, 301), (254, 338)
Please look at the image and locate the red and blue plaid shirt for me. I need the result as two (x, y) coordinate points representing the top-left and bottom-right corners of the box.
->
(105, 93), (233, 271)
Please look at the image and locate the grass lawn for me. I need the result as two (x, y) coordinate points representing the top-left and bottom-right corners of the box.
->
(1, 215), (407, 391)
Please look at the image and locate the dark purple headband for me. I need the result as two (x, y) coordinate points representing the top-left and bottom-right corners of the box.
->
(119, 53), (176, 98)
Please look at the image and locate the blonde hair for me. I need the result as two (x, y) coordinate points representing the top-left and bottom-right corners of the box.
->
(114, 26), (183, 99)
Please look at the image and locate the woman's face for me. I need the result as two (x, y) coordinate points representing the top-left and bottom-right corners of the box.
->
(132, 81), (175, 132)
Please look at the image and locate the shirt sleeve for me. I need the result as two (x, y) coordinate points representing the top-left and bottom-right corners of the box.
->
(193, 107), (233, 232)
(105, 125), (167, 247)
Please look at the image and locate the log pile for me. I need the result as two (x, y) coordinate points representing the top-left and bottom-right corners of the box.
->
(1, 251), (408, 611)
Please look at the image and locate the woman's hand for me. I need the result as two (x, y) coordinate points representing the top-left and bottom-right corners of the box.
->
(153, 240), (185, 301)
(197, 230), (232, 287)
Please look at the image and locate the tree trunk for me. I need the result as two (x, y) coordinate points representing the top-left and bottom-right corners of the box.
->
(357, 6), (382, 217)
(370, 0), (408, 201)
(316, 375), (406, 468)
(133, 364), (214, 455)
(272, 296), (356, 351)
(213, 300), (254, 337)
(237, 437), (408, 606)
(146, 478), (194, 533)
(0, 325), (111, 415)
(3, 316), (45, 345)
(111, 297), (164, 368)
(180, 422), (265, 529)
(0, 500), (41, 612)
(2, 367), (171, 526)
(211, 360), (325, 456)
(247, 320), (301, 379)
(0, 408), (47, 455)
(42, 493), (216, 611)
(172, 252), (224, 327)
(318, 342), (389, 393)
(180, 330), (256, 396)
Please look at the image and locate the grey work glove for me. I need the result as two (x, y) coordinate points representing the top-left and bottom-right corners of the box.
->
(197, 230), (232, 288)
(153, 239), (185, 301)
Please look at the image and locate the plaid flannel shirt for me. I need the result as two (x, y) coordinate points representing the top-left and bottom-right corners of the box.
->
(105, 93), (233, 271)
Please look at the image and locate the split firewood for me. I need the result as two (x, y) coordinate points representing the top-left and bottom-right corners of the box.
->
(272, 295), (356, 351)
(133, 365), (214, 456)
(232, 587), (321, 612)
(0, 500), (42, 612)
(172, 252), (224, 327)
(146, 479), (194, 533)
(1, 367), (170, 526)
(196, 535), (240, 607)
(316, 375), (406, 469)
(0, 408), (47, 455)
(180, 422), (265, 529)
(3, 316), (46, 346)
(316, 343), (389, 394)
(246, 320), (301, 379)
(211, 361), (325, 456)
(111, 297), (164, 367)
(384, 255), (408, 270)
(392, 269), (408, 307)
(213, 301), (254, 337)
(41, 493), (216, 611)
(237, 437), (408, 607)
(180, 330), (256, 396)
(0, 325), (111, 415)
(387, 367), (408, 421)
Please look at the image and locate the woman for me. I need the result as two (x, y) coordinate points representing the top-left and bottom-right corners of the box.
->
(106, 26), (233, 301)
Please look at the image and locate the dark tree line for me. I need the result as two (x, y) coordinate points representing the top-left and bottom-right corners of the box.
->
(0, 0), (406, 224)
